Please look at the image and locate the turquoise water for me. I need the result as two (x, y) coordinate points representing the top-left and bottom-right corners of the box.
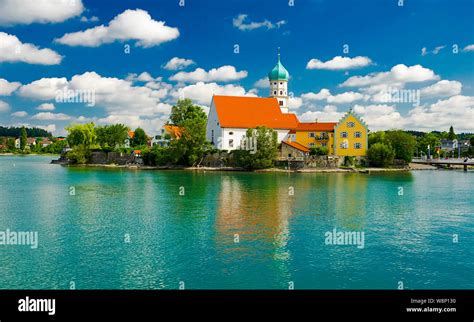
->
(0, 155), (472, 290)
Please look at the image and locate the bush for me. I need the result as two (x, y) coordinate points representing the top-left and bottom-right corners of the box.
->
(309, 146), (329, 156)
(143, 146), (173, 166)
(66, 146), (90, 164)
(367, 143), (395, 167)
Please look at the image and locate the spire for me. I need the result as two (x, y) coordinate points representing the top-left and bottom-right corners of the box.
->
(268, 47), (289, 81)
(277, 47), (280, 62)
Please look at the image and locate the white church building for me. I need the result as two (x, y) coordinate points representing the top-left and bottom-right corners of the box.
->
(206, 52), (298, 151)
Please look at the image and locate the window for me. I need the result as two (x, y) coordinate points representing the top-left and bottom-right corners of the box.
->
(347, 122), (355, 128)
(341, 131), (348, 138)
(280, 91), (283, 95)
(279, 100), (283, 106)
(340, 142), (348, 149)
(229, 132), (233, 135)
(309, 132), (315, 138)
(354, 143), (362, 149)
(309, 143), (315, 147)
(274, 82), (277, 85)
(280, 82), (283, 85)
(354, 131), (362, 138)
(229, 139), (234, 148)
(322, 143), (327, 147)
(274, 91), (277, 95)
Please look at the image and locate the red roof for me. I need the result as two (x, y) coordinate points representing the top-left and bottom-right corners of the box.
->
(294, 122), (337, 131)
(212, 95), (298, 129)
(282, 140), (310, 152)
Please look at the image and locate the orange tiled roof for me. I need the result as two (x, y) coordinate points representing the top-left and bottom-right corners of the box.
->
(213, 95), (298, 129)
(283, 140), (310, 152)
(295, 122), (337, 131)
(163, 125), (182, 139)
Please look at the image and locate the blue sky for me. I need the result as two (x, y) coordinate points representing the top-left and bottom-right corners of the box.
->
(0, 0), (473, 135)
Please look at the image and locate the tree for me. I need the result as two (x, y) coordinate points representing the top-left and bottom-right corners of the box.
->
(385, 130), (417, 163)
(6, 137), (15, 150)
(368, 131), (386, 146)
(417, 132), (441, 156)
(167, 99), (209, 166)
(367, 143), (395, 167)
(65, 123), (96, 148)
(309, 146), (329, 156)
(234, 126), (278, 170)
(20, 127), (27, 150)
(170, 98), (207, 125)
(447, 126), (456, 140)
(96, 124), (130, 149)
(132, 127), (148, 147)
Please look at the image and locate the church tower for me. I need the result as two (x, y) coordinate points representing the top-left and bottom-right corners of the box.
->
(268, 48), (290, 113)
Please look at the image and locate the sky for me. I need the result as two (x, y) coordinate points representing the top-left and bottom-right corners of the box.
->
(0, 0), (473, 136)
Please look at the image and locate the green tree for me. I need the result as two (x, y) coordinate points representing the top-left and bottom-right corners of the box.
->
(20, 127), (27, 150)
(385, 130), (417, 163)
(169, 98), (207, 125)
(447, 126), (456, 140)
(132, 127), (148, 147)
(65, 123), (97, 148)
(368, 131), (386, 146)
(367, 143), (395, 167)
(417, 132), (441, 156)
(167, 99), (209, 166)
(234, 126), (278, 170)
(96, 124), (130, 149)
(309, 146), (329, 156)
(6, 137), (15, 150)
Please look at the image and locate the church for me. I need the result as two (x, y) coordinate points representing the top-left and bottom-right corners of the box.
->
(205, 52), (368, 157)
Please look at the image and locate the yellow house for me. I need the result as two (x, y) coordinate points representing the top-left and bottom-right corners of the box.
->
(289, 122), (337, 155)
(333, 110), (368, 157)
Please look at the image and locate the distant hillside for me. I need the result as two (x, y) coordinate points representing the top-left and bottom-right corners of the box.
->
(0, 126), (52, 138)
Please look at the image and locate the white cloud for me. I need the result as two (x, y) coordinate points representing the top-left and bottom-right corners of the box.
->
(0, 78), (21, 95)
(298, 105), (344, 122)
(55, 9), (179, 48)
(169, 65), (248, 83)
(404, 95), (474, 132)
(0, 32), (62, 65)
(288, 97), (303, 109)
(163, 57), (195, 70)
(36, 103), (56, 111)
(353, 104), (403, 130)
(421, 45), (445, 56)
(80, 15), (99, 23)
(11, 111), (28, 117)
(327, 91), (367, 104)
(0, 0), (84, 25)
(126, 72), (157, 82)
(341, 64), (439, 88)
(420, 80), (462, 98)
(301, 88), (331, 101)
(254, 78), (269, 88)
(0, 100), (10, 112)
(18, 77), (69, 100)
(300, 88), (366, 104)
(233, 14), (286, 31)
(171, 82), (254, 105)
(463, 44), (474, 52)
(32, 112), (72, 121)
(306, 56), (372, 70)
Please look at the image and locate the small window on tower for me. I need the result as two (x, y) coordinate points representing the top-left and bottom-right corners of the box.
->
(280, 82), (282, 85)
(280, 91), (283, 95)
(274, 82), (277, 85)
(279, 100), (283, 106)
(274, 91), (277, 95)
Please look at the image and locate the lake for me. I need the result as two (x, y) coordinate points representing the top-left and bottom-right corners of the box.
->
(0, 155), (472, 289)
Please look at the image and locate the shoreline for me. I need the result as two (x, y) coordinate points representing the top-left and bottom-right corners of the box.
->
(3, 154), (471, 172)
